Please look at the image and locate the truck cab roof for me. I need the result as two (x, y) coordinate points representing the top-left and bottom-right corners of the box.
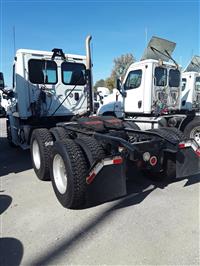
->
(15, 49), (86, 61)
(128, 59), (179, 71)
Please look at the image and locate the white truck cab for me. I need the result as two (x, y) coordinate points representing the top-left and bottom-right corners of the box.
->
(181, 56), (200, 111)
(98, 36), (200, 143)
(123, 59), (181, 115)
(98, 36), (181, 124)
(0, 37), (93, 148)
(10, 48), (88, 119)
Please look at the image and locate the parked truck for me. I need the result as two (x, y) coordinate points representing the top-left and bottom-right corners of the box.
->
(0, 73), (6, 117)
(0, 36), (200, 209)
(181, 55), (200, 110)
(97, 37), (200, 145)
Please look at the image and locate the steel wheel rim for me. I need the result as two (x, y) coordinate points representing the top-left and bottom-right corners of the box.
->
(190, 126), (200, 145)
(53, 154), (67, 194)
(32, 140), (41, 169)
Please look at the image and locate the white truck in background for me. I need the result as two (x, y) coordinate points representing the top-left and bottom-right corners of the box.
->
(94, 87), (110, 113)
(0, 91), (6, 117)
(97, 36), (200, 145)
(181, 55), (200, 111)
(0, 73), (8, 117)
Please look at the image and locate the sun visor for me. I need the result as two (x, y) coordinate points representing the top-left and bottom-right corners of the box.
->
(141, 36), (176, 62)
(184, 55), (200, 72)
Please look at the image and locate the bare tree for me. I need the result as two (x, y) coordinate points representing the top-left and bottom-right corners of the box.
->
(111, 53), (135, 82)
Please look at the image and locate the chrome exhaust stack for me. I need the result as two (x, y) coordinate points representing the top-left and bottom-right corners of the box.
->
(85, 35), (93, 114)
(86, 35), (92, 70)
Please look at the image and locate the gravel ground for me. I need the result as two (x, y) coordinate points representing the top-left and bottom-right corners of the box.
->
(0, 118), (199, 266)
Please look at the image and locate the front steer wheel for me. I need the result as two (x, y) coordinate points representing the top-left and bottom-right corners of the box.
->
(50, 139), (88, 209)
(30, 128), (53, 181)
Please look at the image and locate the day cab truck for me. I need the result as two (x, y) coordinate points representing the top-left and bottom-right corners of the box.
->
(0, 36), (200, 209)
(0, 73), (7, 117)
(97, 37), (200, 146)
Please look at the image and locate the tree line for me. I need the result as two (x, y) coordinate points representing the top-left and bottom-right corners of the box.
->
(94, 53), (135, 91)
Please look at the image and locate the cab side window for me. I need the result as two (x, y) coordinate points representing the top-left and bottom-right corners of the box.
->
(195, 77), (200, 92)
(125, 70), (142, 90)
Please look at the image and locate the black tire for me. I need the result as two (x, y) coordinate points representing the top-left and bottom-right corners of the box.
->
(30, 128), (53, 181)
(183, 118), (200, 145)
(50, 139), (88, 209)
(160, 127), (186, 141)
(1, 108), (6, 117)
(6, 118), (17, 147)
(78, 136), (106, 165)
(50, 127), (69, 141)
(149, 127), (185, 145)
(123, 121), (140, 130)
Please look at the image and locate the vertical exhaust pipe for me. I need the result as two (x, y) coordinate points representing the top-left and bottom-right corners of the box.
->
(86, 35), (92, 69)
(85, 35), (93, 114)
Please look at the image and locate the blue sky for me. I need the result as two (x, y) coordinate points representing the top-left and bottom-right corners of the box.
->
(0, 0), (199, 87)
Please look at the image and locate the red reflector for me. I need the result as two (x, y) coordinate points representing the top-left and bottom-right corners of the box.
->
(179, 143), (185, 149)
(113, 158), (123, 165)
(86, 172), (96, 184)
(150, 156), (157, 166)
(195, 149), (200, 157)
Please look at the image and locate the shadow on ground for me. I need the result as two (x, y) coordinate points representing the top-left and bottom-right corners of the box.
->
(0, 194), (12, 214)
(0, 137), (32, 177)
(0, 238), (23, 266)
(0, 194), (23, 266)
(30, 170), (199, 266)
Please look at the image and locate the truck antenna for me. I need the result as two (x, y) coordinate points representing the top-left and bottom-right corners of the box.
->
(13, 26), (16, 56)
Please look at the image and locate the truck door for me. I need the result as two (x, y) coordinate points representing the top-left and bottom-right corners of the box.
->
(124, 68), (144, 113)
(194, 76), (200, 108)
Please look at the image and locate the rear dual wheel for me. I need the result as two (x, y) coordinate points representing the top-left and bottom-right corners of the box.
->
(50, 139), (88, 209)
(50, 137), (105, 209)
(30, 127), (69, 181)
(30, 129), (53, 181)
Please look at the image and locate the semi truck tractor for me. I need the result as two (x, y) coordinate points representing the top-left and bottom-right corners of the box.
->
(0, 36), (199, 209)
(97, 37), (200, 145)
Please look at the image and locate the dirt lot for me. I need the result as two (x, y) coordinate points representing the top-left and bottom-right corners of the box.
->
(0, 118), (199, 265)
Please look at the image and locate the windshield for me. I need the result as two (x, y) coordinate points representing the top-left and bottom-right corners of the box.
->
(28, 59), (57, 84)
(154, 67), (167, 86)
(169, 69), (180, 87)
(61, 62), (86, 85)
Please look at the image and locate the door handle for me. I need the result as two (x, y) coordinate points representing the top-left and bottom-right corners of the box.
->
(138, 101), (142, 108)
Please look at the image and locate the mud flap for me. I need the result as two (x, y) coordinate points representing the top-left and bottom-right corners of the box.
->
(86, 162), (127, 206)
(176, 148), (200, 178)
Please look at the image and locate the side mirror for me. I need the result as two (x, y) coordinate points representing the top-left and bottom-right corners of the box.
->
(0, 72), (5, 90)
(116, 78), (127, 97)
(116, 78), (121, 92)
